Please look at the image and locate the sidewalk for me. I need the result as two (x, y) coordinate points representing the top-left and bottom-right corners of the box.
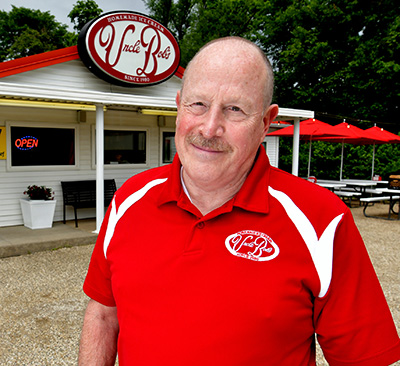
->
(0, 219), (98, 258)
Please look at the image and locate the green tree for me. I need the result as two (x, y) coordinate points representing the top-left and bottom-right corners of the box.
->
(145, 0), (266, 67)
(145, 0), (399, 132)
(277, 137), (400, 180)
(0, 6), (74, 61)
(68, 0), (103, 34)
(145, 0), (174, 28)
(258, 0), (400, 128)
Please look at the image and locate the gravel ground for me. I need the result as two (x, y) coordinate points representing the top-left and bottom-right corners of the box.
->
(0, 204), (399, 365)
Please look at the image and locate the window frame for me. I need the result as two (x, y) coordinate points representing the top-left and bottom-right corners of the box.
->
(159, 128), (176, 165)
(91, 125), (150, 169)
(6, 121), (79, 171)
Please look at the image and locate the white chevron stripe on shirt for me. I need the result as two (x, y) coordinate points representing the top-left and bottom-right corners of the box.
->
(103, 178), (168, 258)
(268, 186), (344, 298)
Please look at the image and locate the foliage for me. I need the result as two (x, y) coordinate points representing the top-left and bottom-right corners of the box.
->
(258, 0), (400, 127)
(68, 0), (103, 33)
(24, 185), (54, 200)
(278, 138), (400, 180)
(145, 0), (400, 176)
(145, 0), (266, 67)
(145, 0), (174, 29)
(0, 6), (74, 61)
(145, 0), (399, 131)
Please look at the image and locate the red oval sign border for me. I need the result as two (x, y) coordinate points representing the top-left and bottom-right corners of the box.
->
(78, 11), (181, 87)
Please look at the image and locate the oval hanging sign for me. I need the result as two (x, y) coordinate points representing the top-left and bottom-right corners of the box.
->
(78, 11), (181, 87)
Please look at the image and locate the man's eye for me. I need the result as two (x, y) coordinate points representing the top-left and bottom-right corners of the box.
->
(225, 106), (248, 122)
(187, 102), (207, 114)
(229, 106), (242, 112)
(190, 102), (206, 111)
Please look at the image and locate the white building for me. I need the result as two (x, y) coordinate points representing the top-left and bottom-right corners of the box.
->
(0, 45), (313, 228)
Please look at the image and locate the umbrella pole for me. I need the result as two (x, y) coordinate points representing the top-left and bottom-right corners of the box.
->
(340, 142), (344, 180)
(308, 140), (312, 177)
(371, 144), (376, 179)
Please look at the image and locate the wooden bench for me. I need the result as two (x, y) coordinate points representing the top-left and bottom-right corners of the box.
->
(360, 196), (400, 219)
(61, 179), (117, 227)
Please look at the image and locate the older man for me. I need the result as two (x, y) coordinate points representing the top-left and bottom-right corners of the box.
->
(79, 37), (400, 365)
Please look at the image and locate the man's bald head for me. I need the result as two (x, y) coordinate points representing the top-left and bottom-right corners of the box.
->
(182, 37), (275, 110)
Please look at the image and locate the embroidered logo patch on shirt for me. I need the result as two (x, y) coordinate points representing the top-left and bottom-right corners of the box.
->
(225, 230), (279, 262)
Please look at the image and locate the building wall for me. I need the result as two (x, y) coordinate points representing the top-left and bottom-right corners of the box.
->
(1, 60), (183, 103)
(0, 105), (176, 227)
(264, 136), (279, 168)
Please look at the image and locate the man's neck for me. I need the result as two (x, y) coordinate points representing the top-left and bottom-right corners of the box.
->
(181, 168), (247, 216)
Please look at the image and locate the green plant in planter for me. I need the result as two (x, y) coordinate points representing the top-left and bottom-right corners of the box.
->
(24, 185), (54, 200)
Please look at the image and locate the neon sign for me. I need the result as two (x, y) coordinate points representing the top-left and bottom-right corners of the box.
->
(15, 136), (38, 150)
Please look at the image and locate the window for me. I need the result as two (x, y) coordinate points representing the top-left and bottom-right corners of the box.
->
(11, 126), (75, 166)
(162, 131), (176, 164)
(104, 130), (146, 164)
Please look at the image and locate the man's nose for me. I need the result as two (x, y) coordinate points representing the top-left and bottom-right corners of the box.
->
(199, 107), (225, 138)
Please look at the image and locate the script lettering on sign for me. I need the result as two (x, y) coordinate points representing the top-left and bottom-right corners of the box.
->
(78, 11), (180, 87)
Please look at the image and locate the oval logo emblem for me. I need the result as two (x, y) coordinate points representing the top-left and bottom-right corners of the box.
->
(78, 11), (180, 87)
(225, 230), (279, 262)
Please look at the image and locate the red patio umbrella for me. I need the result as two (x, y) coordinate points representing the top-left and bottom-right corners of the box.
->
(364, 126), (400, 143)
(315, 122), (392, 179)
(364, 126), (400, 178)
(268, 118), (341, 139)
(268, 118), (347, 176)
(315, 122), (380, 144)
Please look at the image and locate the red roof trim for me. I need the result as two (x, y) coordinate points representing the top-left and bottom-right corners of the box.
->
(175, 66), (185, 79)
(0, 46), (80, 78)
(0, 45), (185, 80)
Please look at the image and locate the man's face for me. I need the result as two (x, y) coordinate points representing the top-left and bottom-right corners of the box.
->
(175, 42), (277, 188)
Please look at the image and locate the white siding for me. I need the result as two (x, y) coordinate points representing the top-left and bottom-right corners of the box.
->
(0, 55), (182, 227)
(264, 136), (280, 168)
(0, 59), (182, 105)
(0, 106), (177, 227)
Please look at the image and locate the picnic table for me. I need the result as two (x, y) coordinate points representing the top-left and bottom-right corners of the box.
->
(316, 182), (347, 191)
(339, 180), (378, 194)
(360, 188), (400, 220)
(316, 179), (379, 206)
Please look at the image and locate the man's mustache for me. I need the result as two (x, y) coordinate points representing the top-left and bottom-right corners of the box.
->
(186, 134), (233, 152)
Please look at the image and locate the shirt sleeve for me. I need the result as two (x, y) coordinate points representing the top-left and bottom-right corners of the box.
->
(83, 205), (116, 307)
(314, 209), (400, 366)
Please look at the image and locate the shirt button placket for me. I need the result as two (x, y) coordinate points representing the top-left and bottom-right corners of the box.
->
(184, 220), (206, 254)
(196, 221), (205, 229)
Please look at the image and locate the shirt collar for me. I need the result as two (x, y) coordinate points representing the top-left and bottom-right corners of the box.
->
(232, 147), (270, 214)
(158, 146), (271, 215)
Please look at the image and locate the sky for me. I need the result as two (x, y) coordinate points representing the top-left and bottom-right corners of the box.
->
(4, 0), (149, 30)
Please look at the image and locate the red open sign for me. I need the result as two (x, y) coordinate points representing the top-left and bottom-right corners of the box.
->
(15, 136), (38, 150)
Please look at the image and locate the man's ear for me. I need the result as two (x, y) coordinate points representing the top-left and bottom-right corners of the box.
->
(175, 91), (181, 127)
(263, 104), (279, 135)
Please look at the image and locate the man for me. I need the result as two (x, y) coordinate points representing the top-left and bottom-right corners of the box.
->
(79, 37), (400, 365)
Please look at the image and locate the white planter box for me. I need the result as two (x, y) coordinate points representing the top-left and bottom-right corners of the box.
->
(20, 199), (57, 229)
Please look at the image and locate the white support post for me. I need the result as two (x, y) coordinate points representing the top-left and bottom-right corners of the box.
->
(95, 104), (105, 233)
(292, 117), (300, 176)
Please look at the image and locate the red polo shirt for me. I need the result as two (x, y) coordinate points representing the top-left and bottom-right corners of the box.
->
(84, 147), (400, 366)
